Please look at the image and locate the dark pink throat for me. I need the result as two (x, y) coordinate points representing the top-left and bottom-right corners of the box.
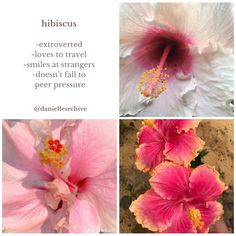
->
(133, 27), (193, 75)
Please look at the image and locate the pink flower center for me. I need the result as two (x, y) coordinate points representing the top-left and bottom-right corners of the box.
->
(133, 27), (193, 98)
(39, 137), (68, 169)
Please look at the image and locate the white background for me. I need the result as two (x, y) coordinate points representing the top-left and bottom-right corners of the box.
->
(0, 0), (119, 119)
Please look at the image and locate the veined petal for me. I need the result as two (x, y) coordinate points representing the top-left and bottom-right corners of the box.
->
(77, 161), (117, 232)
(3, 184), (48, 233)
(120, 3), (156, 58)
(163, 204), (195, 233)
(69, 120), (116, 183)
(66, 199), (101, 233)
(155, 3), (233, 48)
(136, 142), (165, 172)
(191, 201), (223, 233)
(137, 76), (197, 117)
(164, 130), (205, 167)
(192, 43), (233, 116)
(130, 189), (177, 232)
(138, 125), (162, 145)
(150, 162), (191, 200)
(3, 121), (50, 177)
(189, 165), (227, 202)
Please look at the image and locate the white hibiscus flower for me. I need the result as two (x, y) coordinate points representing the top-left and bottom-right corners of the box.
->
(120, 3), (233, 117)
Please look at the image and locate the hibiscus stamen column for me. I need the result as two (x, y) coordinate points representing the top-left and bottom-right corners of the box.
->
(138, 44), (171, 98)
(39, 137), (68, 169)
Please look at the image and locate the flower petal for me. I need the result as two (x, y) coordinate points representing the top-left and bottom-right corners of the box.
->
(150, 162), (191, 200)
(69, 120), (117, 183)
(192, 43), (233, 116)
(130, 189), (177, 232)
(78, 161), (117, 232)
(138, 125), (161, 145)
(120, 57), (150, 116)
(137, 76), (197, 117)
(155, 3), (233, 48)
(136, 142), (165, 172)
(164, 129), (205, 167)
(163, 205), (195, 233)
(66, 199), (101, 233)
(3, 120), (50, 178)
(192, 201), (223, 233)
(189, 165), (227, 202)
(120, 3), (155, 58)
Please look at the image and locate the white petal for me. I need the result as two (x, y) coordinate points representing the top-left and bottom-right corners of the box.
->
(120, 3), (156, 58)
(137, 76), (197, 117)
(120, 57), (150, 116)
(191, 43), (233, 116)
(155, 3), (233, 48)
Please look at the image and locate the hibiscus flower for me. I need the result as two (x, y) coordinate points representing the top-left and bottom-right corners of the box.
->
(120, 3), (233, 117)
(130, 162), (227, 233)
(136, 119), (204, 172)
(3, 120), (117, 233)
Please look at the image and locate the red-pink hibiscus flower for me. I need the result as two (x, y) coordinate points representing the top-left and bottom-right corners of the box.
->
(130, 162), (226, 233)
(136, 119), (205, 172)
(3, 119), (117, 233)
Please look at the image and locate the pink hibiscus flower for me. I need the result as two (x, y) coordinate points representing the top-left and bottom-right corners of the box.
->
(3, 119), (117, 233)
(130, 162), (227, 233)
(136, 119), (205, 172)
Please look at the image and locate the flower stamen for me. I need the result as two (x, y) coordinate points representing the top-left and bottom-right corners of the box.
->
(138, 45), (171, 98)
(39, 137), (68, 169)
(188, 207), (205, 230)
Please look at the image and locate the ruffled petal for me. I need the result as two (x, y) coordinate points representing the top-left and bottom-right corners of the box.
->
(174, 119), (201, 133)
(66, 199), (101, 233)
(150, 162), (191, 200)
(69, 120), (116, 183)
(155, 3), (233, 48)
(137, 75), (197, 117)
(136, 142), (165, 172)
(192, 43), (233, 116)
(189, 165), (227, 202)
(130, 189), (178, 232)
(78, 161), (117, 232)
(164, 129), (205, 167)
(191, 201), (223, 233)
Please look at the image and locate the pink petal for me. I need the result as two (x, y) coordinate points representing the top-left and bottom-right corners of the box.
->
(191, 201), (223, 233)
(174, 119), (201, 133)
(3, 163), (49, 232)
(129, 190), (178, 232)
(136, 142), (165, 172)
(3, 188), (48, 232)
(67, 198), (101, 233)
(164, 130), (205, 166)
(45, 178), (72, 210)
(3, 121), (50, 177)
(138, 125), (162, 144)
(189, 165), (227, 202)
(77, 160), (117, 232)
(150, 162), (191, 200)
(163, 204), (195, 233)
(69, 120), (117, 183)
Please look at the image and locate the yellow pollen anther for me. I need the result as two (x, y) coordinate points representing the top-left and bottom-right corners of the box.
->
(188, 207), (205, 230)
(138, 45), (171, 99)
(39, 137), (68, 169)
(138, 68), (169, 98)
(143, 119), (155, 127)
